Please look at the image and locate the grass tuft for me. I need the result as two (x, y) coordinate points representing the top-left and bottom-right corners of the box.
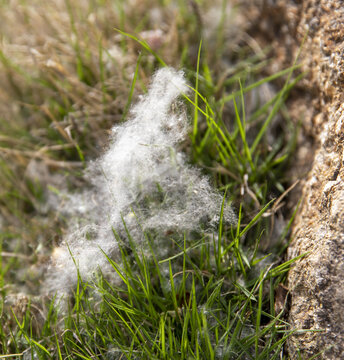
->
(0, 1), (312, 358)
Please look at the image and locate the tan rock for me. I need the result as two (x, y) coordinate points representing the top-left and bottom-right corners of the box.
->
(238, 0), (344, 358)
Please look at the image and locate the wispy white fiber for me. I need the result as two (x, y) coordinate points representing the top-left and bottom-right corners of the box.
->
(46, 67), (236, 296)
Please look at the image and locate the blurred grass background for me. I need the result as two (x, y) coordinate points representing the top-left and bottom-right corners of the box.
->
(0, 0), (257, 296)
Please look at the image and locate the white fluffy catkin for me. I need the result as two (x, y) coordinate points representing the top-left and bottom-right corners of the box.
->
(46, 67), (236, 296)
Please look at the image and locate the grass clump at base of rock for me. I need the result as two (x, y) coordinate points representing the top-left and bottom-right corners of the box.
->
(0, 1), (311, 358)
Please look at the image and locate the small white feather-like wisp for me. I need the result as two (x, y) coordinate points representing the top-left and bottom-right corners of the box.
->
(46, 68), (236, 296)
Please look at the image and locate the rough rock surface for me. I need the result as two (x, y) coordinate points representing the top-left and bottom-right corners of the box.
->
(238, 0), (344, 358)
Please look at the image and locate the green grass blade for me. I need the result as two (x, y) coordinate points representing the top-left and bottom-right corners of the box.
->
(192, 39), (202, 145)
(121, 53), (142, 122)
(114, 28), (166, 67)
